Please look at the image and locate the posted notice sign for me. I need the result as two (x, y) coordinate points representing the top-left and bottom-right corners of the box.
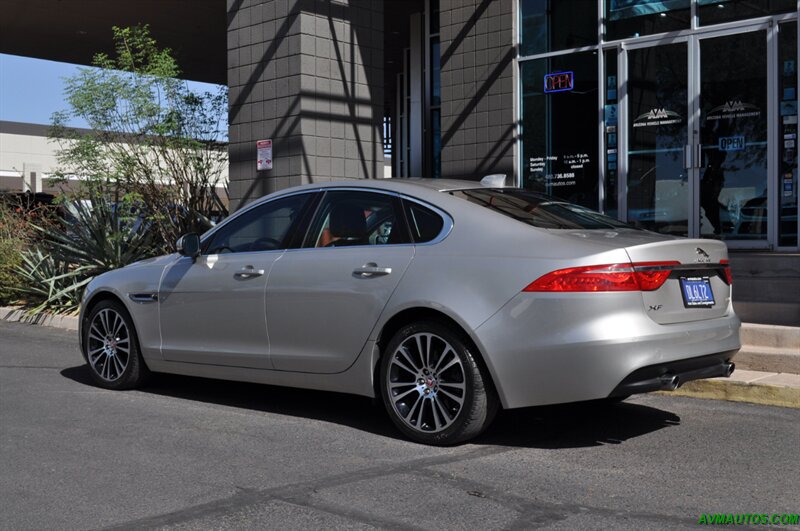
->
(257, 139), (273, 170)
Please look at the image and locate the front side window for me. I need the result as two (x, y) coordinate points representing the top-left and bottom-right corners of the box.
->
(305, 191), (409, 248)
(203, 194), (310, 254)
(451, 188), (632, 230)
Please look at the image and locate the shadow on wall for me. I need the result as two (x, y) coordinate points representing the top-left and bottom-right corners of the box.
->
(439, 0), (517, 179)
(228, 0), (384, 207)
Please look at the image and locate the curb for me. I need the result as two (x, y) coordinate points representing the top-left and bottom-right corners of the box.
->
(0, 306), (79, 331)
(658, 378), (800, 409)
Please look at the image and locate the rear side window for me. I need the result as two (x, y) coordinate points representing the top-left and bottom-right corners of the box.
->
(450, 189), (632, 230)
(404, 201), (445, 243)
(304, 191), (410, 247)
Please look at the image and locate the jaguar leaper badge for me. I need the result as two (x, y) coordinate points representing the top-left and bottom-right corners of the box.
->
(695, 247), (711, 263)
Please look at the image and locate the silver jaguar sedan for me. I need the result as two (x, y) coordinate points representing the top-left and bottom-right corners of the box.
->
(79, 178), (740, 445)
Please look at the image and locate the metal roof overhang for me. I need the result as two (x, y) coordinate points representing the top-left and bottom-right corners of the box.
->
(0, 0), (227, 84)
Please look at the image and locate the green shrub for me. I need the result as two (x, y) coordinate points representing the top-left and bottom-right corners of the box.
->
(0, 199), (39, 306)
(0, 239), (22, 305)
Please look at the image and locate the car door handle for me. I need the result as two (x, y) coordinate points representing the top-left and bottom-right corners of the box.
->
(234, 266), (265, 278)
(353, 263), (392, 277)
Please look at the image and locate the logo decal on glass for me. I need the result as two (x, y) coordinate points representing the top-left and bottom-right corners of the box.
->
(706, 100), (760, 121)
(633, 108), (682, 128)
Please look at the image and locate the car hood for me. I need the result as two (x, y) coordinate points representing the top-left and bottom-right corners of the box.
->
(125, 253), (179, 269)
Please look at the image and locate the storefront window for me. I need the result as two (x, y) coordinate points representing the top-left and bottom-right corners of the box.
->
(521, 51), (599, 209)
(698, 0), (796, 27)
(779, 22), (798, 247)
(520, 0), (597, 56)
(605, 0), (690, 41)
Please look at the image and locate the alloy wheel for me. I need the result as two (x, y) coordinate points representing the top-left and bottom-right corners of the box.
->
(86, 308), (130, 382)
(386, 332), (467, 433)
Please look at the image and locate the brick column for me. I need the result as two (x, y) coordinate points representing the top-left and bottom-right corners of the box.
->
(438, 0), (515, 180)
(227, 0), (384, 210)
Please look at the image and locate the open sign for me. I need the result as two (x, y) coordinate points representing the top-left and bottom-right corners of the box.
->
(718, 136), (745, 152)
(544, 71), (574, 93)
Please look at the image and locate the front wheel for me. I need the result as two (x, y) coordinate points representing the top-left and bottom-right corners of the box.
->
(379, 322), (498, 445)
(82, 300), (150, 390)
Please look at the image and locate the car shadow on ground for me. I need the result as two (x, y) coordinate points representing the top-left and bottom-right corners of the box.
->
(61, 365), (680, 449)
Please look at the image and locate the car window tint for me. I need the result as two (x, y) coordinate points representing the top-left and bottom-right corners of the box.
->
(204, 194), (309, 254)
(450, 189), (632, 230)
(404, 201), (445, 243)
(305, 191), (409, 248)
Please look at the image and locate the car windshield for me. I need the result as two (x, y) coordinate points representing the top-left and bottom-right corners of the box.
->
(450, 189), (633, 230)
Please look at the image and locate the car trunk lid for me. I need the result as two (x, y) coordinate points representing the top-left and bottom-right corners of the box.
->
(550, 230), (732, 324)
(624, 238), (731, 324)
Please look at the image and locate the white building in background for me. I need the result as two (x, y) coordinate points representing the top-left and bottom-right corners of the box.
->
(0, 120), (229, 200)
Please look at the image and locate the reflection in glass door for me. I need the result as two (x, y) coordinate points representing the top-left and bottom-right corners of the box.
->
(698, 31), (768, 242)
(626, 42), (689, 235)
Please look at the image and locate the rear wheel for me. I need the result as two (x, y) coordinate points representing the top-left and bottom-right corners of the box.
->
(83, 300), (149, 390)
(380, 321), (498, 445)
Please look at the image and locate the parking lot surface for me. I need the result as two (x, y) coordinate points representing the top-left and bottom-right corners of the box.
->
(1, 320), (798, 530)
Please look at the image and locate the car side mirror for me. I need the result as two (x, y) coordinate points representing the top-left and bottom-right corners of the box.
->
(176, 233), (200, 260)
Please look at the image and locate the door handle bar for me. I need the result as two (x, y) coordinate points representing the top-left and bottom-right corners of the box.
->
(234, 268), (265, 278)
(353, 266), (392, 277)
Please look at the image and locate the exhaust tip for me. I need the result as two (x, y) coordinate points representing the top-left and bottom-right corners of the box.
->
(724, 362), (735, 378)
(660, 374), (680, 391)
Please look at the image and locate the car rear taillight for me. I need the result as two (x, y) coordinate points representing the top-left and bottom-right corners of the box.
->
(720, 259), (733, 285)
(523, 261), (680, 293)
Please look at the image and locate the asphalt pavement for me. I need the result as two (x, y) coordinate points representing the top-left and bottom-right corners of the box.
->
(1, 320), (798, 530)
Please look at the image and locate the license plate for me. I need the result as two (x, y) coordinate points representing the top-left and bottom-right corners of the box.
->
(680, 277), (715, 308)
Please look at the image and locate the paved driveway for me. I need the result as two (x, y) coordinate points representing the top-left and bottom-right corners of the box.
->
(1, 321), (798, 530)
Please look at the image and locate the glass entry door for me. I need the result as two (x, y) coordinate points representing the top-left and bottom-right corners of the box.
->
(697, 30), (768, 244)
(625, 41), (691, 235)
(620, 27), (770, 246)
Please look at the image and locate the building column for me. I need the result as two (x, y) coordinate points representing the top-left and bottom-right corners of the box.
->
(226, 0), (384, 210)
(438, 0), (515, 180)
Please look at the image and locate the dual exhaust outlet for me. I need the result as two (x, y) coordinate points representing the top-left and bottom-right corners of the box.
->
(657, 361), (735, 391)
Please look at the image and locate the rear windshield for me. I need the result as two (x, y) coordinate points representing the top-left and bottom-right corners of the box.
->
(449, 189), (632, 230)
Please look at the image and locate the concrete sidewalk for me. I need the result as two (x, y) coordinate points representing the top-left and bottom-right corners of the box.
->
(2, 305), (799, 408)
(661, 322), (800, 409)
(663, 369), (800, 409)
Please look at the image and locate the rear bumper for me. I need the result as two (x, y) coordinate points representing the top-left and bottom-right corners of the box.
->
(473, 292), (741, 409)
(608, 351), (737, 397)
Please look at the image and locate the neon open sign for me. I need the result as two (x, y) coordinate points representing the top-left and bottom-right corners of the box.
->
(544, 71), (574, 93)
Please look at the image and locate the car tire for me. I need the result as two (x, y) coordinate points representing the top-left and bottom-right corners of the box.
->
(380, 321), (498, 445)
(82, 300), (150, 390)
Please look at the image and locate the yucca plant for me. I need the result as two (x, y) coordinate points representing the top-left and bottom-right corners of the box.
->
(13, 248), (93, 315)
(16, 190), (157, 315)
(39, 192), (157, 276)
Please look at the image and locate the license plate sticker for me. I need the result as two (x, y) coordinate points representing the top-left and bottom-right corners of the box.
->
(680, 277), (715, 308)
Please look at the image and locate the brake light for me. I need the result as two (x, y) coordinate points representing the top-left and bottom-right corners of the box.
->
(523, 261), (680, 292)
(720, 259), (733, 285)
